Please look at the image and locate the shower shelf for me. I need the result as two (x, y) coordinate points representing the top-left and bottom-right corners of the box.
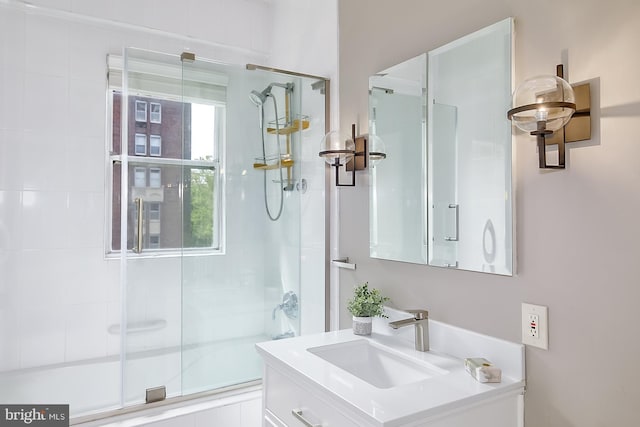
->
(266, 117), (310, 135)
(253, 156), (294, 170)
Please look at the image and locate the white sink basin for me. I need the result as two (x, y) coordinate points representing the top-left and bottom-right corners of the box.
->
(307, 339), (446, 389)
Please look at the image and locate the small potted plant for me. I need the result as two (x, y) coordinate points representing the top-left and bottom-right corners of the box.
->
(347, 282), (389, 335)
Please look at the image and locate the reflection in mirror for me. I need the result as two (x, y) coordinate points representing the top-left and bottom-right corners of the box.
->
(427, 18), (513, 275)
(368, 18), (513, 276)
(369, 54), (427, 264)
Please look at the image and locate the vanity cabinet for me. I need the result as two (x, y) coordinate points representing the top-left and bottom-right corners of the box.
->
(262, 357), (522, 427)
(258, 309), (525, 427)
(263, 364), (360, 427)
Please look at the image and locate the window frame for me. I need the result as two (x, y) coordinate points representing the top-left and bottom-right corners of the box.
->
(135, 100), (147, 122)
(149, 135), (162, 157)
(133, 166), (146, 188)
(150, 102), (162, 123)
(134, 133), (147, 155)
(149, 167), (161, 188)
(106, 53), (227, 258)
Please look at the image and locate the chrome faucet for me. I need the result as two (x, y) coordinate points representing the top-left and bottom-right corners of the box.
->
(388, 309), (429, 351)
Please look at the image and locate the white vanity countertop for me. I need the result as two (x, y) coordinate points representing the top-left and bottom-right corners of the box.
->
(256, 309), (525, 427)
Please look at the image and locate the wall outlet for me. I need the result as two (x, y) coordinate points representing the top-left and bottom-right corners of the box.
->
(527, 313), (539, 338)
(521, 303), (548, 350)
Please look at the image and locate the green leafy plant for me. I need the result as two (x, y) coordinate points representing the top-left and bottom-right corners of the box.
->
(347, 283), (389, 318)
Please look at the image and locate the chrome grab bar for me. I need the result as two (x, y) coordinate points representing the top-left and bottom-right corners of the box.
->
(291, 409), (320, 427)
(134, 197), (143, 253)
(445, 203), (459, 241)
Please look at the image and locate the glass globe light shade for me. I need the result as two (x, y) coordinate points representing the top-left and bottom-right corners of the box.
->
(509, 75), (576, 133)
(318, 131), (355, 166)
(368, 134), (387, 167)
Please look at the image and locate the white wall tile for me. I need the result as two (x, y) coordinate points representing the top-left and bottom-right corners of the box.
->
(106, 300), (121, 357)
(19, 304), (66, 368)
(65, 191), (104, 248)
(68, 22), (113, 81)
(65, 303), (108, 361)
(66, 136), (105, 192)
(20, 191), (67, 249)
(0, 130), (24, 191)
(21, 130), (68, 191)
(0, 67), (25, 131)
(69, 78), (108, 139)
(0, 5), (26, 70)
(0, 191), (23, 258)
(0, 306), (21, 371)
(16, 249), (70, 306)
(23, 72), (69, 133)
(25, 14), (70, 77)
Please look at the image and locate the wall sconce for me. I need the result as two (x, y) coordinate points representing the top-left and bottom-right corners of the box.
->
(319, 124), (367, 186)
(507, 65), (591, 169)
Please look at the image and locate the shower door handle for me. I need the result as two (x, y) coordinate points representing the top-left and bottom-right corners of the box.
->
(445, 203), (459, 242)
(134, 197), (143, 253)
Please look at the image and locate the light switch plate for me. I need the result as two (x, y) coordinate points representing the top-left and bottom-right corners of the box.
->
(521, 303), (548, 350)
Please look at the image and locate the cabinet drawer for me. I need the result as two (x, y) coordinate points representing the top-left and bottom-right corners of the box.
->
(264, 366), (360, 427)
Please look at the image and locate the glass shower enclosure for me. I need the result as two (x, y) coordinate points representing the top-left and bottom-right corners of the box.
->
(117, 48), (326, 408)
(0, 47), (326, 418)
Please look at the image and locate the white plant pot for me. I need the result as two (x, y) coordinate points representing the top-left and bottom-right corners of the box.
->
(352, 316), (373, 336)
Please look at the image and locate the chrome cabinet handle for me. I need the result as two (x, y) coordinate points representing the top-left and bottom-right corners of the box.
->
(445, 203), (459, 241)
(291, 409), (321, 427)
(134, 197), (143, 253)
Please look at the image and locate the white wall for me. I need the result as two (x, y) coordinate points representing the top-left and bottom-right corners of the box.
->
(337, 0), (640, 426)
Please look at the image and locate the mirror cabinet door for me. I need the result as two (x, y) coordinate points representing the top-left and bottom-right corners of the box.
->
(369, 54), (428, 264)
(368, 18), (513, 276)
(427, 18), (513, 275)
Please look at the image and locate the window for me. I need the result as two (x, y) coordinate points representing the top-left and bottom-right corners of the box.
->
(150, 102), (161, 123)
(149, 235), (160, 249)
(149, 203), (160, 221)
(150, 135), (161, 156)
(135, 100), (147, 122)
(107, 52), (225, 255)
(149, 168), (161, 188)
(135, 134), (147, 155)
(134, 167), (146, 188)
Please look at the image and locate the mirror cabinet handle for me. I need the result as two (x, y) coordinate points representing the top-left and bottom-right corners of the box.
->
(445, 203), (459, 242)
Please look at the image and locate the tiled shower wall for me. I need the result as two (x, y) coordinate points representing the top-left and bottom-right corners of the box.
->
(0, 0), (272, 372)
(0, 0), (335, 372)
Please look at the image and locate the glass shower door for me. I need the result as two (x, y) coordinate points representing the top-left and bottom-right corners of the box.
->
(179, 59), (306, 394)
(119, 48), (187, 406)
(117, 47), (324, 406)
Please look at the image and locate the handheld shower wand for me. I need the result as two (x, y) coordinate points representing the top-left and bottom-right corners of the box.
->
(249, 82), (293, 107)
(249, 81), (296, 221)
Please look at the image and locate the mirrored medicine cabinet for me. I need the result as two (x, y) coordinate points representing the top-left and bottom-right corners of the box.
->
(369, 17), (513, 276)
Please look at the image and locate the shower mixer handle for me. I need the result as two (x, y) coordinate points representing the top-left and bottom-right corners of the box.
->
(272, 291), (299, 320)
